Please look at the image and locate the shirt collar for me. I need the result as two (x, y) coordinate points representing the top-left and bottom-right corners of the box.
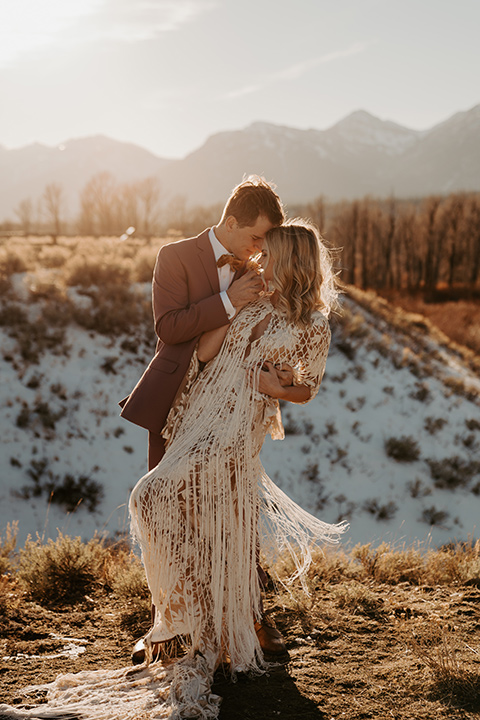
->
(209, 227), (233, 263)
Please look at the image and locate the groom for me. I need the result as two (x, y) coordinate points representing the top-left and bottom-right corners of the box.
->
(120, 175), (288, 662)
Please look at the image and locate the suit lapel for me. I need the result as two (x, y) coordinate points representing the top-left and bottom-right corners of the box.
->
(196, 229), (220, 294)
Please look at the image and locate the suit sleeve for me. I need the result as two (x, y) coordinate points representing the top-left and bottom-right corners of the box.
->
(153, 243), (230, 345)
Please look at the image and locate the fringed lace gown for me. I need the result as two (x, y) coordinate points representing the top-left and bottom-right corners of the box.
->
(128, 296), (347, 718)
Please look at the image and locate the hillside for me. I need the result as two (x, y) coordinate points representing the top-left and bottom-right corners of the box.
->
(1, 104), (480, 220)
(0, 240), (479, 550)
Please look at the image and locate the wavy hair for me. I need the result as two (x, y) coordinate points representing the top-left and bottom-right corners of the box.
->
(265, 219), (338, 325)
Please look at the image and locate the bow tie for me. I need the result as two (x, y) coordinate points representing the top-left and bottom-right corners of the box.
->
(217, 254), (244, 271)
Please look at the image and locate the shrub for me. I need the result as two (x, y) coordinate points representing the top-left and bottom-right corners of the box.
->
(385, 435), (420, 462)
(424, 417), (447, 435)
(407, 478), (431, 498)
(38, 246), (70, 269)
(18, 533), (108, 605)
(16, 403), (31, 428)
(16, 459), (103, 513)
(465, 418), (480, 432)
(336, 340), (356, 360)
(73, 286), (150, 335)
(427, 456), (480, 490)
(330, 581), (383, 616)
(283, 412), (301, 435)
(65, 256), (132, 288)
(0, 522), (18, 574)
(301, 462), (320, 482)
(421, 506), (450, 527)
(33, 400), (66, 430)
(409, 381), (431, 402)
(132, 248), (157, 283)
(352, 540), (480, 586)
(352, 542), (422, 584)
(324, 421), (338, 438)
(0, 302), (28, 328)
(363, 499), (398, 521)
(0, 249), (28, 275)
(44, 474), (104, 513)
(109, 552), (149, 599)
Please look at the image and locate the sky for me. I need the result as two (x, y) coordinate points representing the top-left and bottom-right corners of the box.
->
(0, 0), (479, 159)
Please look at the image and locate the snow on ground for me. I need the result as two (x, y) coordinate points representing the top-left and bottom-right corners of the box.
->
(0, 291), (479, 551)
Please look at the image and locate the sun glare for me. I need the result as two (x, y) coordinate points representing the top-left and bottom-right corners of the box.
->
(0, 0), (97, 67)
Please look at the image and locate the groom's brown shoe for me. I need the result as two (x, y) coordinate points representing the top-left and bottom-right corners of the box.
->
(255, 615), (288, 658)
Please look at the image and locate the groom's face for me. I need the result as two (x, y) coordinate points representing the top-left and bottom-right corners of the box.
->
(227, 214), (273, 261)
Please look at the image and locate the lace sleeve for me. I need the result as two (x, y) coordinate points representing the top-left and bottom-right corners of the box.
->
(291, 312), (331, 403)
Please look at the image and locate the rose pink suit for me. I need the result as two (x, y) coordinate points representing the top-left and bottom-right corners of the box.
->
(119, 229), (237, 468)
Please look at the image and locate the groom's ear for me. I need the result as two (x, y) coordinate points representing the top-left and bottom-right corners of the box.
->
(225, 215), (238, 232)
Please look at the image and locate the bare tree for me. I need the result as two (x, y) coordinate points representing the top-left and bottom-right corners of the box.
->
(136, 176), (161, 242)
(165, 194), (187, 234)
(42, 183), (64, 243)
(14, 197), (34, 237)
(117, 182), (139, 233)
(465, 197), (480, 290)
(78, 172), (117, 236)
(306, 196), (326, 233)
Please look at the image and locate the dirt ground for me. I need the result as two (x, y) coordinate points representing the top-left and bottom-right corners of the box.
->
(1, 579), (479, 719)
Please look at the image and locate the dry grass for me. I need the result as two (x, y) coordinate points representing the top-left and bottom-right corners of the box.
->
(0, 521), (18, 574)
(2, 531), (480, 717)
(409, 623), (480, 710)
(377, 288), (480, 357)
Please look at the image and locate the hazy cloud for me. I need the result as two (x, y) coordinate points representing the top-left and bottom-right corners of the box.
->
(226, 83), (264, 100)
(0, 0), (217, 66)
(82, 0), (218, 43)
(225, 42), (368, 99)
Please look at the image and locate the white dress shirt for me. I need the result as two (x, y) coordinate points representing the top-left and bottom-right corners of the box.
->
(208, 227), (237, 319)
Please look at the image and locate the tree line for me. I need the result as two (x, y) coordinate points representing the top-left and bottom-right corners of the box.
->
(296, 193), (480, 296)
(7, 175), (480, 294)
(9, 172), (222, 243)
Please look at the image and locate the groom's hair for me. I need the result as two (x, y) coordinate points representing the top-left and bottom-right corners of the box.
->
(220, 175), (284, 228)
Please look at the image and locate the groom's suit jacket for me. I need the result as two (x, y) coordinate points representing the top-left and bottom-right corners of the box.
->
(120, 229), (237, 435)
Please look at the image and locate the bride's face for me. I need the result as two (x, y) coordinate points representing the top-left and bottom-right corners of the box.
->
(259, 246), (274, 281)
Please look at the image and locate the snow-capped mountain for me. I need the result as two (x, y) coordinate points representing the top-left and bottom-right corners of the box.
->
(0, 104), (479, 221)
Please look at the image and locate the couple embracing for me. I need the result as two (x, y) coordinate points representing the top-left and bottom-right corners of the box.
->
(120, 176), (347, 717)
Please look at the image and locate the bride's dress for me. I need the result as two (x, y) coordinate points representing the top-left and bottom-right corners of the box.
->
(4, 298), (347, 720)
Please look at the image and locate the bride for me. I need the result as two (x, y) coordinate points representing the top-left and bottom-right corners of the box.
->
(128, 219), (347, 717)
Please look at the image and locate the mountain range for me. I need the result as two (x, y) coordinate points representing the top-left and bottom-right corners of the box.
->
(1, 104), (479, 221)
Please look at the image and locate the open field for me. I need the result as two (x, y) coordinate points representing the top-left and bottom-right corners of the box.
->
(1, 532), (480, 719)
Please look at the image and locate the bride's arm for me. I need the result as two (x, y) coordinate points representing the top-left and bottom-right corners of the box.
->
(197, 324), (230, 362)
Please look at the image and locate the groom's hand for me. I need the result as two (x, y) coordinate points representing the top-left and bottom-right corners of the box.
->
(227, 270), (264, 309)
(256, 361), (292, 398)
(275, 363), (294, 387)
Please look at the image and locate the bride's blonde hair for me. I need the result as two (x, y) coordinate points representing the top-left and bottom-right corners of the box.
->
(265, 219), (338, 325)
